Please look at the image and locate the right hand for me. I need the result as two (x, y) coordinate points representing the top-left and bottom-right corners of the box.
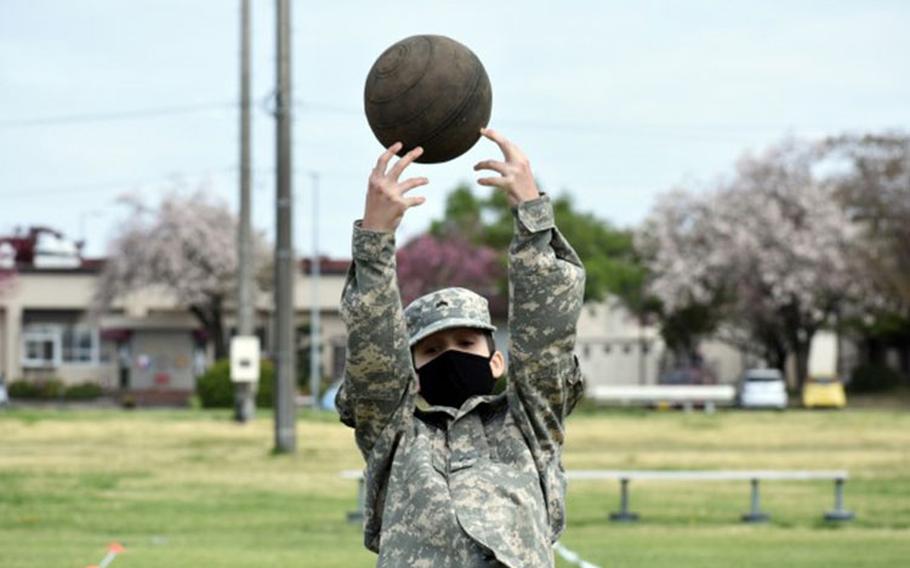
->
(473, 128), (540, 207)
(361, 143), (428, 232)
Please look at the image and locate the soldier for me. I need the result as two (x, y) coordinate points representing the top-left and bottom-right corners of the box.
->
(337, 128), (586, 567)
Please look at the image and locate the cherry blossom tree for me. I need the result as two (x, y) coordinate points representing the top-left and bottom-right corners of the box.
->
(636, 189), (733, 360)
(94, 190), (271, 359)
(640, 138), (860, 388)
(396, 233), (506, 316)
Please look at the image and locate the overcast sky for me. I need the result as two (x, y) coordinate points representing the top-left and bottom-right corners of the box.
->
(1, 0), (908, 259)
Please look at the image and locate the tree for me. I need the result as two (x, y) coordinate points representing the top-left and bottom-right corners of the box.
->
(821, 132), (910, 380)
(429, 183), (648, 306)
(94, 191), (271, 359)
(396, 232), (505, 315)
(636, 189), (731, 359)
(641, 138), (860, 388)
(822, 132), (910, 309)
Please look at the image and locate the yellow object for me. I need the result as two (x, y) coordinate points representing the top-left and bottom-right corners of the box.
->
(802, 377), (847, 409)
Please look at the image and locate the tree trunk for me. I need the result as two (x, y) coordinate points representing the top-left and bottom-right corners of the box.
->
(209, 295), (227, 360)
(752, 316), (787, 372)
(779, 301), (816, 392)
(794, 340), (811, 392)
(189, 296), (228, 361)
(766, 344), (787, 375)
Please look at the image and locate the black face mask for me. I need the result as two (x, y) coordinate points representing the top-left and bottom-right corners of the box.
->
(417, 350), (495, 409)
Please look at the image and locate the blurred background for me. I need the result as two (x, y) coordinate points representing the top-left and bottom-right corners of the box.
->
(1, 1), (908, 567)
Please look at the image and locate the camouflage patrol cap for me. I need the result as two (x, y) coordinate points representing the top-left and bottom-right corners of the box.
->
(404, 287), (497, 347)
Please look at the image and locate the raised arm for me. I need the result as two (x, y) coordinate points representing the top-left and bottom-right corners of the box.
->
(336, 144), (428, 456)
(507, 196), (585, 445)
(475, 129), (586, 454)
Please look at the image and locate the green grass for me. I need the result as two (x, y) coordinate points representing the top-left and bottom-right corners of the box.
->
(1, 406), (909, 567)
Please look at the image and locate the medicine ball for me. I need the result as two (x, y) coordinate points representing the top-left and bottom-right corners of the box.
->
(364, 35), (493, 164)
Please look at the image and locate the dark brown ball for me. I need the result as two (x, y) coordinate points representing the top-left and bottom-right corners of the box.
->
(364, 35), (492, 164)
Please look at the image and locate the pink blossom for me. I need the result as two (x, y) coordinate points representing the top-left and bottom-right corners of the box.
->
(396, 233), (506, 316)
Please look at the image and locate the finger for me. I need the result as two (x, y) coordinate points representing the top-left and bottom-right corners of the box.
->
(399, 176), (429, 194)
(480, 128), (516, 161)
(477, 176), (508, 189)
(389, 146), (424, 180)
(375, 142), (403, 173)
(473, 160), (509, 176)
(404, 196), (426, 208)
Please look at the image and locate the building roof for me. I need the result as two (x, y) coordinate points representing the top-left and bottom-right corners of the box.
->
(2, 227), (352, 276)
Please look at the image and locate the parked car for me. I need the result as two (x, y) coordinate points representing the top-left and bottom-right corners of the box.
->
(802, 376), (847, 409)
(737, 368), (788, 410)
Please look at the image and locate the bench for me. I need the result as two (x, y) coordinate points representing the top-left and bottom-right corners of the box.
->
(568, 469), (854, 522)
(341, 469), (854, 523)
(340, 469), (367, 522)
(586, 385), (736, 413)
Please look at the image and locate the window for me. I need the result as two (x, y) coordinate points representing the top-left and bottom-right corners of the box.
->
(62, 326), (97, 363)
(22, 324), (98, 368)
(22, 326), (59, 368)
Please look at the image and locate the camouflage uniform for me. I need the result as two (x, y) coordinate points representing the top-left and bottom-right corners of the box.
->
(337, 195), (585, 568)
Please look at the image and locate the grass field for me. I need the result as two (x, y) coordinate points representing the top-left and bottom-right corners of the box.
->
(1, 404), (909, 567)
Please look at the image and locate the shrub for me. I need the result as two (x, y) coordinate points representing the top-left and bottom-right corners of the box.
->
(848, 363), (904, 393)
(196, 360), (232, 408)
(196, 358), (275, 409)
(38, 379), (64, 398)
(8, 379), (64, 399)
(63, 382), (104, 400)
(8, 380), (41, 399)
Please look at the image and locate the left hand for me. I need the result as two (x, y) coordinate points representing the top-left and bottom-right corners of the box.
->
(474, 128), (541, 207)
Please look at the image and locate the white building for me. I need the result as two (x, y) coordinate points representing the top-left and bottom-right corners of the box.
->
(1, 227), (755, 404)
(0, 231), (349, 404)
(574, 297), (747, 387)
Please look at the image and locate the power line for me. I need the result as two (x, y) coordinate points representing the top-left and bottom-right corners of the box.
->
(0, 98), (813, 140)
(0, 166), (238, 199)
(0, 98), (345, 129)
(0, 101), (236, 128)
(290, 99), (823, 139)
(293, 100), (359, 115)
(0, 164), (369, 201)
(0, 98), (355, 129)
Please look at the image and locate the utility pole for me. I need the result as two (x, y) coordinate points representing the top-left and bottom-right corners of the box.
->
(234, 0), (256, 423)
(309, 172), (321, 408)
(273, 0), (296, 453)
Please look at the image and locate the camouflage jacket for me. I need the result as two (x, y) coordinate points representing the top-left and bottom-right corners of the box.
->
(337, 195), (586, 568)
